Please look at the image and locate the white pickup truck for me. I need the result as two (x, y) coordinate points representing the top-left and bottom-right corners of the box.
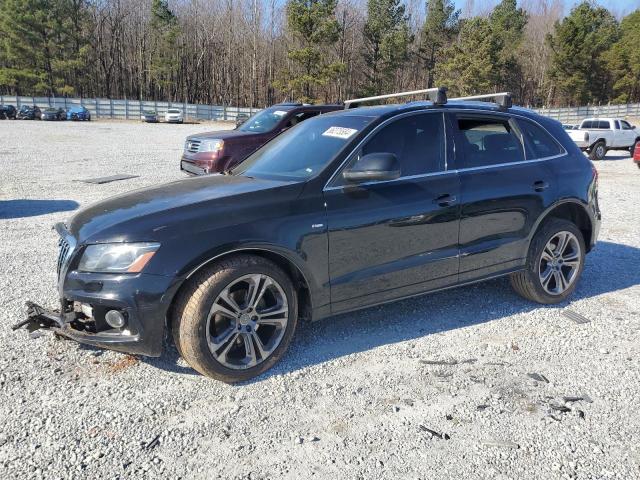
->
(568, 117), (640, 160)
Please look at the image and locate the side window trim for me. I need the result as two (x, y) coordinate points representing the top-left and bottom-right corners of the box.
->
(324, 111), (450, 190)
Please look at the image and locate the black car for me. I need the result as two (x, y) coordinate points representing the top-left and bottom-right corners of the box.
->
(19, 89), (601, 382)
(0, 104), (17, 119)
(41, 107), (66, 121)
(16, 105), (42, 120)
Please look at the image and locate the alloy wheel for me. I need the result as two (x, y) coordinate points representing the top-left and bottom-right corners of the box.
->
(538, 231), (581, 295)
(205, 274), (289, 370)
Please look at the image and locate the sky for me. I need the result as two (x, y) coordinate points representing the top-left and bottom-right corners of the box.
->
(452, 0), (640, 18)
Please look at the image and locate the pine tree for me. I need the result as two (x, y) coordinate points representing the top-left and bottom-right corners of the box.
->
(604, 10), (640, 103)
(435, 0), (526, 98)
(547, 2), (619, 105)
(420, 0), (460, 88)
(489, 0), (527, 97)
(436, 17), (501, 96)
(360, 0), (411, 96)
(276, 0), (344, 102)
(149, 0), (181, 99)
(0, 0), (89, 96)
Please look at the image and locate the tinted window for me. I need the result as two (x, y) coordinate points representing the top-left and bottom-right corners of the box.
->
(284, 111), (319, 128)
(457, 116), (524, 167)
(621, 120), (633, 130)
(614, 120), (620, 129)
(233, 115), (373, 180)
(581, 120), (592, 129)
(237, 105), (295, 133)
(353, 113), (445, 178)
(518, 119), (563, 159)
(598, 120), (610, 129)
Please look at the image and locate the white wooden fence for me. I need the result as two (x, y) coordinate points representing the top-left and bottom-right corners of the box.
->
(2, 94), (639, 124)
(533, 103), (640, 124)
(0, 95), (261, 121)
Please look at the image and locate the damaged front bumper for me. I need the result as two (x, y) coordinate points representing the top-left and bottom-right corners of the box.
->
(13, 299), (166, 356)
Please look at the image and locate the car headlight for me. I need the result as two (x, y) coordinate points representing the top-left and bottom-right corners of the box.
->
(78, 243), (160, 273)
(201, 139), (224, 152)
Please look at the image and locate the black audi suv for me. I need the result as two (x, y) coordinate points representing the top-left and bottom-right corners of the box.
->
(19, 91), (600, 382)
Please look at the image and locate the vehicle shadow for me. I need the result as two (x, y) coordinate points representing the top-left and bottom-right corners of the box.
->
(145, 241), (639, 381)
(0, 199), (79, 219)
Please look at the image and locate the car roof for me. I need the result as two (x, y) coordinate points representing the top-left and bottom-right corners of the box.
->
(323, 100), (543, 121)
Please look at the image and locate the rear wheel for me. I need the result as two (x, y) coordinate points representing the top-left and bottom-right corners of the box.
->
(589, 141), (606, 160)
(510, 219), (585, 304)
(172, 255), (298, 382)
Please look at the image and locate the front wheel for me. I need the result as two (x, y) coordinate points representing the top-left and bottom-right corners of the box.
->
(172, 255), (298, 382)
(510, 219), (585, 304)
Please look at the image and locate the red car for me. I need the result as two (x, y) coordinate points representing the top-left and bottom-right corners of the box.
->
(181, 103), (343, 175)
(634, 141), (640, 169)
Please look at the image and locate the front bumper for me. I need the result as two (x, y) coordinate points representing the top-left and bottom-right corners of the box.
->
(180, 152), (223, 175)
(16, 269), (178, 357)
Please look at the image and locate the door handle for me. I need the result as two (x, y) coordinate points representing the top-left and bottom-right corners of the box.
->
(533, 181), (549, 192)
(434, 193), (457, 207)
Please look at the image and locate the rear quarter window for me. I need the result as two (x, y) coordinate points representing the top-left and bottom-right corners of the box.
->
(517, 119), (564, 159)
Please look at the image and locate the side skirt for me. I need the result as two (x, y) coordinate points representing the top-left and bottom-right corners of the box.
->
(310, 266), (525, 322)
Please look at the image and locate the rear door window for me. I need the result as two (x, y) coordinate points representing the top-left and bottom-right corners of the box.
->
(517, 119), (563, 159)
(598, 120), (610, 129)
(456, 116), (524, 168)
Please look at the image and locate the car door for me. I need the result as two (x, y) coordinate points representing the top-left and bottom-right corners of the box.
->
(620, 120), (637, 147)
(451, 112), (561, 282)
(323, 111), (460, 313)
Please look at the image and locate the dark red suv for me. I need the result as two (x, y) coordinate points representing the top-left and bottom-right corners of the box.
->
(180, 103), (343, 175)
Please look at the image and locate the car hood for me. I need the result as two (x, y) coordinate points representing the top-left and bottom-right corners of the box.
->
(67, 174), (302, 243)
(187, 129), (263, 141)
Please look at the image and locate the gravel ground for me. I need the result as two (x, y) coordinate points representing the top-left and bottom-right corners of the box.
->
(0, 120), (639, 480)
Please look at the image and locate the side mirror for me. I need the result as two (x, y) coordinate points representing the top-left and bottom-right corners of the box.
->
(343, 152), (401, 183)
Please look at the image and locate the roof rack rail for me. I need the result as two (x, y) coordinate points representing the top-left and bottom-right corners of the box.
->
(344, 87), (447, 109)
(449, 92), (512, 110)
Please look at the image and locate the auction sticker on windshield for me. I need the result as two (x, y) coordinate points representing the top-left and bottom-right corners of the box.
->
(322, 126), (358, 139)
(273, 110), (288, 116)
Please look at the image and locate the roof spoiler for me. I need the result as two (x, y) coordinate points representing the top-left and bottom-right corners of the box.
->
(344, 87), (448, 109)
(449, 92), (512, 110)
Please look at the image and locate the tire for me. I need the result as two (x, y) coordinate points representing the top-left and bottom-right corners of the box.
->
(589, 141), (606, 160)
(510, 218), (586, 304)
(172, 254), (298, 382)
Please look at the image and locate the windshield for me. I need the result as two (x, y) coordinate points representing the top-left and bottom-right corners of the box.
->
(237, 106), (294, 133)
(168, 109), (181, 113)
(233, 114), (374, 180)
